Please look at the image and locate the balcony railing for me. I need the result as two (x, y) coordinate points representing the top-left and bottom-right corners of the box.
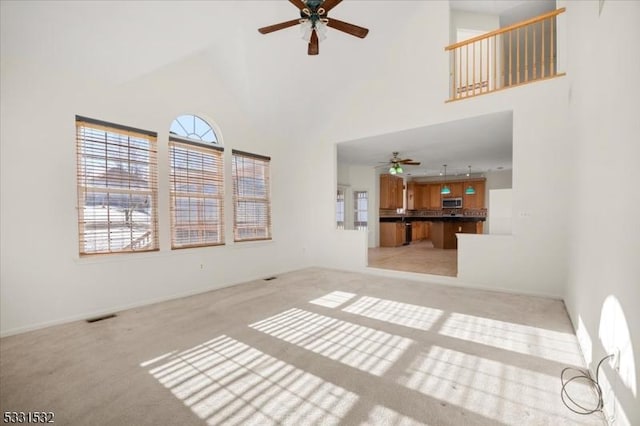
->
(445, 7), (566, 102)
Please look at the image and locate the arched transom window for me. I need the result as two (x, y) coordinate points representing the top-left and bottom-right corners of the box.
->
(170, 114), (218, 144)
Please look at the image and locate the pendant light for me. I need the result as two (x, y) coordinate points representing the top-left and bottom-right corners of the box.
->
(441, 164), (451, 195)
(465, 165), (476, 195)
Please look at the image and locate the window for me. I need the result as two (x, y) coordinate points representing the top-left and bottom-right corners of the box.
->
(75, 116), (159, 255)
(232, 150), (271, 242)
(354, 191), (368, 230)
(336, 188), (345, 229)
(169, 115), (224, 249)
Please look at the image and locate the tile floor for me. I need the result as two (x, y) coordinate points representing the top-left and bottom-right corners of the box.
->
(368, 240), (457, 277)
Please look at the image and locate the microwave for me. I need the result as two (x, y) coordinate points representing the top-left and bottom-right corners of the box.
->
(442, 197), (463, 209)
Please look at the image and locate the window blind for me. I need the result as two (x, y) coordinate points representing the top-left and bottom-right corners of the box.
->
(169, 138), (224, 248)
(75, 116), (159, 255)
(353, 190), (368, 230)
(232, 150), (272, 242)
(336, 188), (345, 229)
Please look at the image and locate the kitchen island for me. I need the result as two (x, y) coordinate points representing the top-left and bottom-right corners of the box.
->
(379, 211), (485, 248)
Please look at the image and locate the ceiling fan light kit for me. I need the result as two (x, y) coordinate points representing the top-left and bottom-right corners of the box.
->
(381, 152), (418, 175)
(258, 0), (369, 56)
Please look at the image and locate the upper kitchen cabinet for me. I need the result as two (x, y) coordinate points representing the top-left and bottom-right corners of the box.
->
(380, 174), (404, 209)
(407, 182), (422, 210)
(463, 180), (485, 209)
(425, 184), (441, 209)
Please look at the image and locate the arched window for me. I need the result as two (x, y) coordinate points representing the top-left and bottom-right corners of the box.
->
(169, 114), (224, 249)
(170, 114), (218, 144)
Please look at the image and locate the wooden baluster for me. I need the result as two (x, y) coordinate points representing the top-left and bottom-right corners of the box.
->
(541, 19), (545, 78)
(493, 34), (497, 90)
(550, 17), (555, 75)
(525, 26), (528, 82)
(516, 28), (520, 84)
(466, 44), (469, 97)
(533, 22), (537, 78)
(451, 50), (455, 100)
(479, 39), (483, 93)
(458, 47), (462, 97)
(472, 41), (476, 96)
(485, 38), (489, 92)
(509, 31), (513, 86)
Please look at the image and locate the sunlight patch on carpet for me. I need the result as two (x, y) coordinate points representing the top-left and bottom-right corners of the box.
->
(250, 308), (413, 376)
(342, 295), (443, 331)
(400, 345), (594, 424)
(142, 335), (358, 425)
(309, 291), (356, 308)
(439, 312), (584, 365)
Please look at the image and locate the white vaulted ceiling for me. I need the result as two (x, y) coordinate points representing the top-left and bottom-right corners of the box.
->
(1, 1), (513, 168)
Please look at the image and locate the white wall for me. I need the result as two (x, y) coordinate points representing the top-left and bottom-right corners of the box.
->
(0, 3), (314, 336)
(299, 1), (572, 298)
(488, 189), (513, 235)
(450, 9), (500, 44)
(564, 2), (640, 425)
(336, 163), (378, 247)
(484, 169), (513, 234)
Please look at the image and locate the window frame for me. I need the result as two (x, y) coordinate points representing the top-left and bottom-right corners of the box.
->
(75, 116), (159, 256)
(231, 150), (272, 242)
(169, 135), (225, 249)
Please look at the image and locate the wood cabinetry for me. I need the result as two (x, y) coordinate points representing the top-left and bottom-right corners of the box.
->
(409, 221), (432, 242)
(431, 221), (477, 249)
(427, 184), (441, 209)
(380, 222), (406, 247)
(404, 179), (486, 210)
(462, 180), (485, 209)
(380, 174), (404, 209)
(411, 221), (423, 241)
(406, 182), (422, 210)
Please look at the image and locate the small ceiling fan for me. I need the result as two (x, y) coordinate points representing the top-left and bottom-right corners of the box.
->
(258, 0), (369, 56)
(378, 152), (421, 175)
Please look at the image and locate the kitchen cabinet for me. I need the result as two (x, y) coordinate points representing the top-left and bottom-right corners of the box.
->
(426, 184), (441, 209)
(412, 221), (423, 241)
(380, 174), (404, 210)
(462, 180), (485, 209)
(406, 182), (422, 210)
(380, 222), (406, 247)
(431, 221), (477, 249)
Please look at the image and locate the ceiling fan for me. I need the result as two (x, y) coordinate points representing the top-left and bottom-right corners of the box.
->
(378, 152), (421, 175)
(258, 0), (369, 56)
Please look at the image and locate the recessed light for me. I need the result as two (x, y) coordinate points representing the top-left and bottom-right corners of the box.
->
(497, 166), (504, 170)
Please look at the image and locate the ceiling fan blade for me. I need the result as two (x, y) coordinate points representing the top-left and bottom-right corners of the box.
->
(308, 30), (319, 55)
(289, 0), (306, 11)
(403, 162), (421, 166)
(321, 0), (343, 13)
(327, 18), (369, 39)
(258, 19), (300, 34)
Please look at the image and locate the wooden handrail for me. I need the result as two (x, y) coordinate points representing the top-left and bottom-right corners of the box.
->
(445, 7), (565, 51)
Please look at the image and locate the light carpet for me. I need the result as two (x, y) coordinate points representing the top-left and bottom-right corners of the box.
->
(0, 268), (606, 425)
